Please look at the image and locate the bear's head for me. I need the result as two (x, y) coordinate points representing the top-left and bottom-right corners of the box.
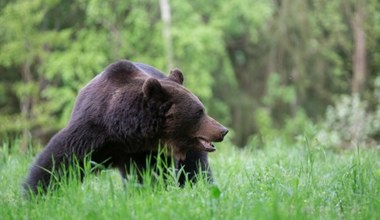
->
(142, 69), (228, 161)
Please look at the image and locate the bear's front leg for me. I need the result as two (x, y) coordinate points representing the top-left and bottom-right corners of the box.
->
(117, 152), (150, 184)
(178, 150), (213, 185)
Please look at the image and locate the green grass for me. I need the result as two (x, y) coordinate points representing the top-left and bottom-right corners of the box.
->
(1, 136), (380, 220)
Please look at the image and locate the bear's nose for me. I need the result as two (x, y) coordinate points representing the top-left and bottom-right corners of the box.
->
(221, 127), (229, 138)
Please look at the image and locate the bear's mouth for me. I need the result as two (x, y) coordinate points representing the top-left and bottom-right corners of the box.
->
(198, 138), (216, 152)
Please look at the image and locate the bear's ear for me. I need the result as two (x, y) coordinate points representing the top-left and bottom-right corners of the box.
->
(168, 68), (184, 85)
(143, 78), (167, 100)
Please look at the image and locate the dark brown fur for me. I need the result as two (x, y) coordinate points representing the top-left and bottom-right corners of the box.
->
(23, 60), (228, 194)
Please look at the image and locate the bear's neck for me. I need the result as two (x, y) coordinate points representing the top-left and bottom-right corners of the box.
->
(104, 93), (165, 145)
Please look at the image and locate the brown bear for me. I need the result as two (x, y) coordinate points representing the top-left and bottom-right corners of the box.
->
(23, 60), (228, 194)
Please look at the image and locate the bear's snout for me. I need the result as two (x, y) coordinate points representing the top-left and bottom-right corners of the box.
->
(196, 116), (228, 142)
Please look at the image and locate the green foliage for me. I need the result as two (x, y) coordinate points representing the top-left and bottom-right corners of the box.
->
(248, 73), (312, 148)
(1, 0), (380, 148)
(263, 74), (296, 106)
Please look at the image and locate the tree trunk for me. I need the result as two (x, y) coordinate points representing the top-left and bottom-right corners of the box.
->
(351, 4), (367, 94)
(350, 3), (367, 147)
(159, 0), (173, 70)
(20, 62), (33, 153)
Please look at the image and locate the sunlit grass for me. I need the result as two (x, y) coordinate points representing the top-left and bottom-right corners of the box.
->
(1, 135), (379, 220)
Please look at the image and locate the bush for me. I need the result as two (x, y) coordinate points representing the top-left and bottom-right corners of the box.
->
(317, 92), (380, 149)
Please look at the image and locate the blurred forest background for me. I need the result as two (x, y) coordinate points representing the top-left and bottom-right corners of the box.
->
(1, 0), (380, 151)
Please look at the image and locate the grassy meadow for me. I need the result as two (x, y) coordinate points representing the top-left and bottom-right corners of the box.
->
(1, 133), (380, 220)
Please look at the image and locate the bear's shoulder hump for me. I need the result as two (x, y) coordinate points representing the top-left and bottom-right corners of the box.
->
(102, 60), (141, 83)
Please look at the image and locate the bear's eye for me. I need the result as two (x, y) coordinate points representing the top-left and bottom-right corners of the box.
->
(196, 109), (204, 118)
